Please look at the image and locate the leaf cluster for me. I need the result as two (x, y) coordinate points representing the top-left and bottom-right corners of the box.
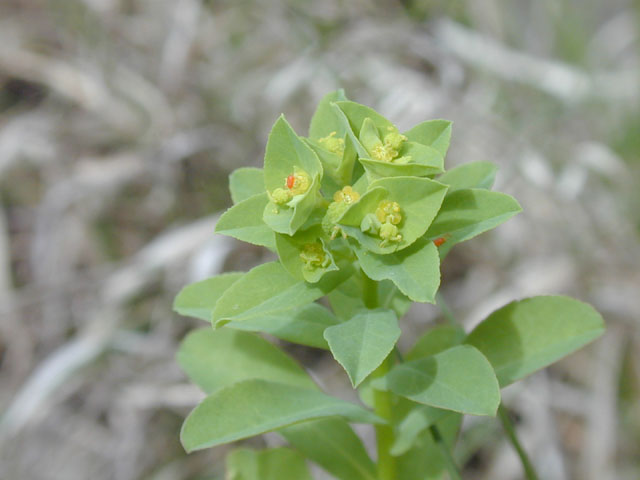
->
(173, 91), (604, 479)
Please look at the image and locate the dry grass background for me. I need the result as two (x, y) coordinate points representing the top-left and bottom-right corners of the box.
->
(0, 1), (639, 479)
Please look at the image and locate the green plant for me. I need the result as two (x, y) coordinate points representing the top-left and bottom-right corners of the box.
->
(173, 91), (604, 480)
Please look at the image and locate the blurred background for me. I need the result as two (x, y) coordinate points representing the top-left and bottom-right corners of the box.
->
(0, 0), (639, 479)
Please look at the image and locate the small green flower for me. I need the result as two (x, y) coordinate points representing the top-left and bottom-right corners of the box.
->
(262, 116), (323, 235)
(379, 222), (402, 247)
(334, 101), (446, 178)
(299, 242), (331, 272)
(269, 167), (312, 205)
(322, 186), (361, 239)
(375, 199), (402, 225)
(370, 127), (409, 163)
(318, 131), (345, 156)
(275, 227), (339, 283)
(359, 200), (404, 247)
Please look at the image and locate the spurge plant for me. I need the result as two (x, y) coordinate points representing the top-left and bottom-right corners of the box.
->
(173, 91), (604, 480)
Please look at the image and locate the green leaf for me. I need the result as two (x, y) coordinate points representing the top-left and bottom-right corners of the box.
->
(358, 142), (444, 179)
(407, 324), (467, 361)
(327, 276), (411, 320)
(212, 261), (351, 327)
(280, 418), (377, 480)
(306, 136), (357, 193)
(425, 188), (522, 252)
(334, 100), (395, 137)
(379, 279), (412, 319)
(180, 379), (383, 452)
(327, 275), (366, 320)
(324, 309), (401, 387)
(355, 238), (441, 304)
(391, 406), (452, 456)
(228, 303), (340, 349)
(177, 328), (316, 394)
(309, 90), (349, 139)
(376, 345), (501, 416)
(229, 167), (265, 204)
(404, 120), (453, 158)
(275, 226), (338, 283)
(173, 272), (243, 321)
(264, 116), (323, 190)
(226, 447), (312, 480)
(397, 413), (462, 480)
(465, 296), (605, 387)
(263, 116), (323, 235)
(341, 176), (448, 254)
(216, 193), (276, 250)
(437, 161), (497, 191)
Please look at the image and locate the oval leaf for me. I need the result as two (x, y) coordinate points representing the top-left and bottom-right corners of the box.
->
(173, 272), (243, 321)
(425, 188), (522, 248)
(226, 447), (312, 480)
(404, 119), (453, 158)
(181, 379), (383, 452)
(397, 413), (462, 480)
(216, 193), (276, 250)
(324, 309), (401, 387)
(228, 303), (340, 349)
(407, 324), (466, 361)
(437, 161), (497, 192)
(212, 261), (351, 326)
(177, 328), (316, 394)
(391, 406), (452, 456)
(465, 295), (605, 387)
(281, 418), (377, 480)
(355, 238), (441, 304)
(229, 167), (265, 204)
(309, 89), (349, 139)
(378, 345), (501, 416)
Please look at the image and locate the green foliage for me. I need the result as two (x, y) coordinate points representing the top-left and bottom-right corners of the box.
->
(212, 261), (351, 326)
(466, 296), (605, 387)
(407, 324), (466, 360)
(374, 345), (501, 416)
(180, 379), (382, 452)
(228, 302), (339, 349)
(215, 193), (276, 250)
(324, 309), (401, 387)
(437, 161), (497, 191)
(228, 167), (265, 203)
(226, 447), (313, 480)
(355, 238), (441, 303)
(177, 328), (316, 393)
(281, 419), (378, 480)
(173, 91), (605, 479)
(173, 272), (243, 322)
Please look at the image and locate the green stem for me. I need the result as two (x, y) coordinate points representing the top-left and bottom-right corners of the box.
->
(435, 292), (457, 325)
(362, 269), (396, 480)
(498, 405), (540, 480)
(429, 425), (463, 480)
(372, 355), (396, 480)
(362, 269), (378, 309)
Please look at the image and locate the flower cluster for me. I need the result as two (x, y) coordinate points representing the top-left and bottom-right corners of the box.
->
(215, 90), (520, 302)
(217, 90), (456, 288)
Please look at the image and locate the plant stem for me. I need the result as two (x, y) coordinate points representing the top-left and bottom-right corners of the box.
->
(498, 405), (540, 480)
(362, 269), (396, 480)
(429, 425), (463, 480)
(362, 269), (378, 309)
(372, 355), (396, 480)
(436, 292), (457, 325)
